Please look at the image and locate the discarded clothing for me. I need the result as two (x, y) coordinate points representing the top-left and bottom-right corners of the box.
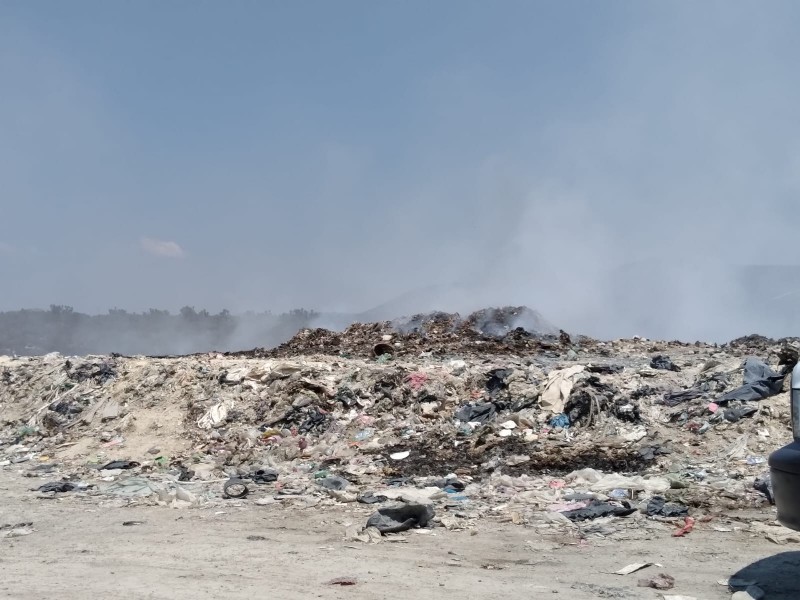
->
(455, 402), (498, 424)
(646, 496), (689, 518)
(549, 413), (570, 428)
(36, 481), (78, 493)
(561, 500), (636, 522)
(661, 388), (704, 407)
(718, 357), (787, 404)
(366, 503), (435, 534)
(540, 365), (585, 414)
(651, 355), (681, 372)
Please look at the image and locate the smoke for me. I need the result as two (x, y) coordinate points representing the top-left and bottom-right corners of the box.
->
(2, 2), (800, 350)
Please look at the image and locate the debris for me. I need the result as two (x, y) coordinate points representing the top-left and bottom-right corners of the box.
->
(390, 451), (410, 461)
(365, 503), (435, 534)
(1, 522), (34, 538)
(357, 491), (388, 504)
(651, 356), (681, 372)
(754, 473), (774, 504)
(247, 535), (267, 541)
(672, 516), (695, 537)
(102, 478), (158, 498)
(540, 365), (585, 414)
(455, 402), (498, 424)
(223, 478), (249, 499)
(318, 476), (350, 491)
(99, 460), (140, 470)
(197, 400), (234, 429)
(718, 357), (788, 403)
(122, 521), (144, 526)
(646, 496), (689, 518)
(251, 468), (278, 483)
(327, 577), (357, 586)
(614, 563), (653, 575)
(638, 573), (675, 590)
(561, 500), (636, 522)
(35, 481), (79, 493)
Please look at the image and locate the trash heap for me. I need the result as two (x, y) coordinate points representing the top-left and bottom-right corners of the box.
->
(0, 308), (797, 540)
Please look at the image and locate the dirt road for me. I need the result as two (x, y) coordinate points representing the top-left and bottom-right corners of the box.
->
(1, 471), (798, 600)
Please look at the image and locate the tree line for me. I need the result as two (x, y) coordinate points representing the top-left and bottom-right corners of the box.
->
(0, 306), (319, 356)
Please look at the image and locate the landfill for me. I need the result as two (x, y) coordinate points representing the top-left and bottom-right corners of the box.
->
(0, 307), (797, 546)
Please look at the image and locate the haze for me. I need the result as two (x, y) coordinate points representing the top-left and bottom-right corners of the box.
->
(2, 1), (800, 345)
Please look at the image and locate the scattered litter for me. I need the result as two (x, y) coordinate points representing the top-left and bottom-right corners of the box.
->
(326, 577), (357, 586)
(614, 563), (653, 575)
(99, 460), (140, 471)
(366, 503), (435, 534)
(672, 516), (695, 537)
(122, 521), (144, 526)
(35, 481), (80, 493)
(562, 500), (636, 522)
(223, 478), (249, 499)
(1, 522), (34, 538)
(638, 573), (675, 590)
(646, 496), (689, 518)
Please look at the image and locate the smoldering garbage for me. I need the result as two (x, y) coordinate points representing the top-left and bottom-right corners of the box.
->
(0, 310), (795, 540)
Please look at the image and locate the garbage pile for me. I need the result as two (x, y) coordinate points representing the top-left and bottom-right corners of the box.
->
(1, 311), (797, 540)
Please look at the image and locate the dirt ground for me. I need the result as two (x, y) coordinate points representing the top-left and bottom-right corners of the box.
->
(1, 471), (798, 600)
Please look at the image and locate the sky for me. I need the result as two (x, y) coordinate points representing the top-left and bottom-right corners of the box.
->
(2, 1), (800, 341)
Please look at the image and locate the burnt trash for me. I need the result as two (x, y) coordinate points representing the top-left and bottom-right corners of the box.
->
(661, 388), (705, 407)
(318, 476), (350, 491)
(67, 359), (117, 384)
(99, 460), (140, 470)
(638, 445), (673, 461)
(586, 364), (624, 374)
(365, 503), (436, 534)
(335, 387), (358, 408)
(646, 496), (689, 517)
(171, 463), (195, 482)
(455, 402), (499, 424)
(651, 355), (681, 372)
(251, 468), (278, 483)
(561, 500), (636, 521)
(485, 369), (511, 396)
(723, 405), (758, 423)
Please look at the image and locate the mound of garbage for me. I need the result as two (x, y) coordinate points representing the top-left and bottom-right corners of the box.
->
(233, 306), (562, 359)
(1, 315), (797, 540)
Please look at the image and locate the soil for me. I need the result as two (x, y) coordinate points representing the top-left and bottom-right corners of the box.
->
(1, 469), (798, 600)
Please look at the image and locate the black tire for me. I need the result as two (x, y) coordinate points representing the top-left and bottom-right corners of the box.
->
(223, 478), (249, 499)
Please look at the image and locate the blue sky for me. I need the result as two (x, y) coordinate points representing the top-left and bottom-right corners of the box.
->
(2, 1), (800, 338)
